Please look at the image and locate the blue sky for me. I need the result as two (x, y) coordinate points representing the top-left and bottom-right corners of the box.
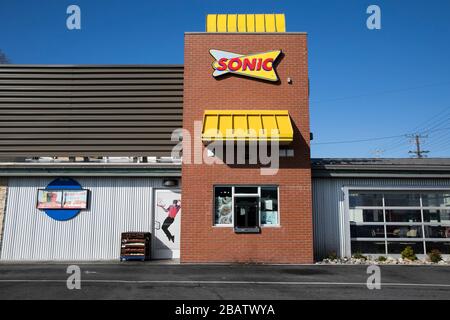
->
(1, 0), (450, 158)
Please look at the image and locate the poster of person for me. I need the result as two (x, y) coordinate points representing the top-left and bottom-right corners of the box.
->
(37, 190), (63, 209)
(62, 190), (88, 209)
(155, 190), (181, 254)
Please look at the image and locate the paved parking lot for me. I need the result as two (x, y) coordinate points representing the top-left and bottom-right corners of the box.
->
(0, 263), (449, 300)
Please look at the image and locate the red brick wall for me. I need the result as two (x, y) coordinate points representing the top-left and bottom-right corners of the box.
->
(181, 33), (313, 264)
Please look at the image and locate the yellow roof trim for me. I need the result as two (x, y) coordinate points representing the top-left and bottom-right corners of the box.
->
(206, 14), (286, 33)
(265, 14), (276, 32)
(275, 14), (286, 32)
(206, 14), (217, 33)
(204, 110), (289, 115)
(201, 110), (294, 143)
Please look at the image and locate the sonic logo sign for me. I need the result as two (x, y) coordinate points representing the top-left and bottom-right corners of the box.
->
(210, 49), (281, 82)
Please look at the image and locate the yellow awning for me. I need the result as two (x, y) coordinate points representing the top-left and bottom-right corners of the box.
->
(202, 110), (293, 143)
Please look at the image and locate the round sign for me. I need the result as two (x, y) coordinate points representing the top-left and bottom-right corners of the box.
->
(42, 178), (83, 221)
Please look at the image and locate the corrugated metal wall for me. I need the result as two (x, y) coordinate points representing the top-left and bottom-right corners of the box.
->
(0, 65), (183, 157)
(0, 177), (164, 261)
(312, 177), (450, 261)
(6, 175), (450, 261)
(0, 178), (7, 249)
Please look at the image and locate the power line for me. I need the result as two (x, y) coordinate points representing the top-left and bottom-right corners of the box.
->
(375, 135), (408, 152)
(420, 115), (450, 134)
(381, 107), (450, 151)
(311, 134), (406, 145)
(377, 135), (411, 152)
(439, 143), (450, 152)
(413, 107), (450, 133)
(312, 126), (450, 146)
(310, 81), (450, 104)
(415, 112), (450, 155)
(423, 132), (450, 149)
(372, 106), (450, 154)
(426, 136), (450, 151)
(374, 119), (450, 157)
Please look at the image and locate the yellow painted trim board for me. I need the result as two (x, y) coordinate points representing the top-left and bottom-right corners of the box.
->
(206, 14), (286, 32)
(204, 110), (289, 115)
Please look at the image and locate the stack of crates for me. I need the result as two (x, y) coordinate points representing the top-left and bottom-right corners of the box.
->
(120, 232), (151, 261)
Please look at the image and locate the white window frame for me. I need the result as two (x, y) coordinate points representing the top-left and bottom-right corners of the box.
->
(213, 185), (280, 228)
(343, 187), (450, 258)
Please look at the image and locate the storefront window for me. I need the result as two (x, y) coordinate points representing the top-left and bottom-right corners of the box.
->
(424, 225), (450, 239)
(423, 209), (450, 223)
(385, 209), (422, 223)
(350, 225), (385, 238)
(384, 192), (420, 207)
(349, 192), (383, 207)
(422, 193), (450, 207)
(349, 209), (383, 223)
(386, 225), (422, 238)
(214, 187), (232, 225)
(426, 242), (450, 254)
(387, 241), (424, 254)
(349, 190), (450, 256)
(260, 187), (278, 226)
(351, 241), (386, 254)
(213, 186), (279, 228)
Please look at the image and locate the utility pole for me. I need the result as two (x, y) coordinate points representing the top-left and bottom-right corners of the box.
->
(408, 134), (429, 158)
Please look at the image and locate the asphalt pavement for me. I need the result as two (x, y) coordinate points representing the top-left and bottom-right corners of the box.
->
(0, 263), (449, 300)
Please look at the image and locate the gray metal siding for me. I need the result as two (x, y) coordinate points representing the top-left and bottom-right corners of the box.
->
(0, 177), (164, 261)
(0, 65), (183, 157)
(312, 177), (450, 261)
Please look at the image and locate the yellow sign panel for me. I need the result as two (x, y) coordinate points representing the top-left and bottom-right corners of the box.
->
(210, 49), (282, 82)
(206, 14), (286, 32)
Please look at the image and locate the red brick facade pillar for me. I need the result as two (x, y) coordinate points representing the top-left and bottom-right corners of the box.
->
(181, 33), (313, 263)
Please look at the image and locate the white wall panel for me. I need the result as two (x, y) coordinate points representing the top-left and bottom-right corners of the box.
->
(0, 177), (164, 261)
(312, 178), (450, 260)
